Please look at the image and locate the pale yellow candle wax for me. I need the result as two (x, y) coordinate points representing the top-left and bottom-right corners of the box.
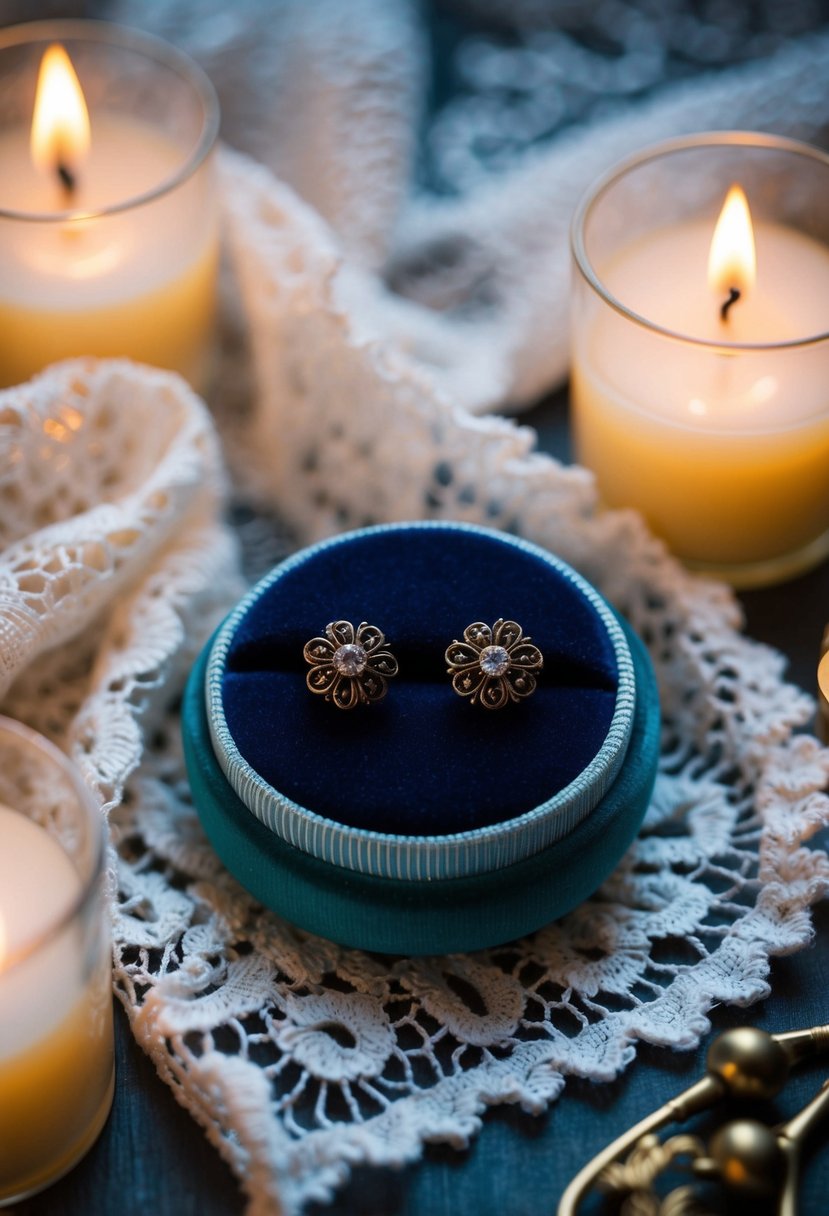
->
(0, 806), (114, 1204)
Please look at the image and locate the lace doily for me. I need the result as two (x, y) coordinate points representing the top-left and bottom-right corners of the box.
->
(3, 4), (829, 1214)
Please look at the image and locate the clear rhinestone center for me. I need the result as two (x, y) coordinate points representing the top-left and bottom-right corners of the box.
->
(333, 642), (368, 677)
(479, 644), (510, 677)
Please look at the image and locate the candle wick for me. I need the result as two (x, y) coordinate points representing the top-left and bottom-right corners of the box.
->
(720, 286), (741, 321)
(56, 161), (76, 195)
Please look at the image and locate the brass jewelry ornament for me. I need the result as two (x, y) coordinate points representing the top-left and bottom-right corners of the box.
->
(558, 1022), (829, 1216)
(304, 620), (398, 709)
(445, 619), (543, 709)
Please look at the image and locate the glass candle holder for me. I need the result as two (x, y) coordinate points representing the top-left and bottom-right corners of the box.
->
(0, 19), (220, 391)
(570, 132), (829, 588)
(0, 716), (114, 1206)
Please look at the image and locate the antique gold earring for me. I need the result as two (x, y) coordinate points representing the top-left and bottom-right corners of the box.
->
(304, 620), (398, 709)
(445, 618), (543, 709)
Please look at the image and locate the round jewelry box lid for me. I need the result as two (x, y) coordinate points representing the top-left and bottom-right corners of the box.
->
(206, 522), (637, 882)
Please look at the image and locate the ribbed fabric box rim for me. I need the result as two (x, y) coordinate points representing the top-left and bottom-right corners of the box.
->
(206, 521), (637, 881)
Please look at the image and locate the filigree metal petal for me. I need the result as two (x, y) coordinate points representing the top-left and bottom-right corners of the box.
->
(360, 672), (389, 703)
(493, 619), (524, 649)
(332, 676), (361, 710)
(303, 636), (337, 665)
(479, 677), (509, 710)
(327, 620), (356, 647)
(356, 622), (386, 653)
(306, 664), (338, 695)
(509, 641), (544, 670)
(367, 649), (399, 678)
(463, 621), (492, 647)
(506, 668), (537, 700)
(445, 640), (481, 671)
(452, 668), (486, 699)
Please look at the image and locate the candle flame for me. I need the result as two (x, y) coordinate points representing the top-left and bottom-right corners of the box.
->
(30, 44), (91, 181)
(708, 184), (756, 298)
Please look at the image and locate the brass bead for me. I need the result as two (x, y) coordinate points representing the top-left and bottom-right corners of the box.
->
(706, 1027), (789, 1099)
(709, 1119), (783, 1196)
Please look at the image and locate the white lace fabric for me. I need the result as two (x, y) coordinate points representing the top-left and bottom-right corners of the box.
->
(3, 4), (829, 1214)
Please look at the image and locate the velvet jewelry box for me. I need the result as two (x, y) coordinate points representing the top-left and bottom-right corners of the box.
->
(182, 522), (660, 954)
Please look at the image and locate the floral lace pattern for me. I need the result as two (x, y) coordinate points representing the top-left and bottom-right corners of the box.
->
(2, 3), (829, 1214)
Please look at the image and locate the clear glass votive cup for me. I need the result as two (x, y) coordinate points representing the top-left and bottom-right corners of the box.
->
(0, 716), (114, 1206)
(0, 19), (220, 391)
(570, 132), (829, 588)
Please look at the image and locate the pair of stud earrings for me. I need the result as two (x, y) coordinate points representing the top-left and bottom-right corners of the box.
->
(303, 618), (544, 711)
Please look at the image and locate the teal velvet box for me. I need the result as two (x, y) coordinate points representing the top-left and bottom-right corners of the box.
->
(182, 522), (660, 954)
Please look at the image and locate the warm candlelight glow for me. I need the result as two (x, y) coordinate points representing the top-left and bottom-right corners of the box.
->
(708, 184), (756, 299)
(30, 44), (91, 180)
(819, 649), (829, 703)
(819, 648), (829, 744)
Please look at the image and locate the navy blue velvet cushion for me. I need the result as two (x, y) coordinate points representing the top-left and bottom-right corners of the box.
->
(221, 526), (620, 836)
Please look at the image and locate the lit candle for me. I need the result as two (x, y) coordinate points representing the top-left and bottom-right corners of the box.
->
(571, 134), (829, 587)
(0, 722), (113, 1205)
(0, 22), (220, 390)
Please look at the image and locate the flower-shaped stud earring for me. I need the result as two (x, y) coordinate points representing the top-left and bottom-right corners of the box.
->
(445, 619), (543, 709)
(304, 620), (398, 709)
